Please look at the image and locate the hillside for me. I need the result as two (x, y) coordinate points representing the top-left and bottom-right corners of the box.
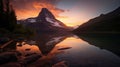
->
(74, 7), (120, 34)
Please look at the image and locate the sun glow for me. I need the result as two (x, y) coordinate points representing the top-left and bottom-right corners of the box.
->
(57, 17), (86, 27)
(14, 0), (89, 27)
(16, 9), (86, 27)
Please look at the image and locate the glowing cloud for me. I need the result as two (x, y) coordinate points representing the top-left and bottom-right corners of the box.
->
(11, 0), (64, 20)
(11, 0), (120, 26)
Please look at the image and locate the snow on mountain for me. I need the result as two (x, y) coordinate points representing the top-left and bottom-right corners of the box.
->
(46, 17), (62, 27)
(18, 8), (71, 32)
(36, 8), (67, 28)
(27, 18), (36, 23)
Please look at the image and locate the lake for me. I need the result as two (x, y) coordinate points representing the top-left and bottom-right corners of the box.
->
(0, 33), (120, 67)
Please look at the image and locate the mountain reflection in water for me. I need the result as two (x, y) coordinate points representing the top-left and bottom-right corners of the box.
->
(0, 33), (120, 67)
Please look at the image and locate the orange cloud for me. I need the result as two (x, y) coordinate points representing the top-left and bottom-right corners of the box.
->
(33, 2), (64, 18)
(11, 0), (64, 20)
(11, 0), (84, 26)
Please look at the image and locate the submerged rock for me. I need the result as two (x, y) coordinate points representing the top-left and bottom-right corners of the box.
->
(0, 52), (17, 65)
(20, 54), (41, 66)
(0, 62), (21, 67)
(52, 61), (68, 67)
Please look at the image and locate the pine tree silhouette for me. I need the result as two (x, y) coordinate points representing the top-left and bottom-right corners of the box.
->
(0, 0), (17, 31)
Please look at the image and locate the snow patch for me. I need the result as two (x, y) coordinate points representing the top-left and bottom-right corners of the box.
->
(46, 17), (62, 27)
(28, 19), (36, 23)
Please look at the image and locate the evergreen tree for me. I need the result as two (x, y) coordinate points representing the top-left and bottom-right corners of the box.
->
(0, 0), (17, 31)
(0, 0), (4, 13)
(0, 0), (5, 28)
(9, 5), (17, 31)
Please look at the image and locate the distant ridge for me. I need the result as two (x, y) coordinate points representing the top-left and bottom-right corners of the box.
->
(74, 6), (120, 34)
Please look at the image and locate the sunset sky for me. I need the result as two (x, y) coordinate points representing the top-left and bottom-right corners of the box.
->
(11, 0), (120, 26)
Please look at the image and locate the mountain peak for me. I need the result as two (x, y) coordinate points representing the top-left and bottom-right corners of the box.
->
(18, 8), (70, 32)
(36, 8), (55, 21)
(42, 8), (48, 10)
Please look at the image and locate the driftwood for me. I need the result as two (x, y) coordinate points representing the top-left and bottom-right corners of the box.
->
(58, 47), (72, 50)
(0, 40), (14, 49)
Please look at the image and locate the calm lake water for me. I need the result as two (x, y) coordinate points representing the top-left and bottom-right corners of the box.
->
(1, 33), (120, 67)
(1, 34), (120, 67)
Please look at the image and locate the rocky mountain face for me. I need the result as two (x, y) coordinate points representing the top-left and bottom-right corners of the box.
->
(74, 7), (120, 33)
(18, 8), (70, 32)
(36, 8), (67, 28)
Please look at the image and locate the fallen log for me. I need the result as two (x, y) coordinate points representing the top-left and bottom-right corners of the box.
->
(58, 47), (72, 50)
(0, 40), (14, 49)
